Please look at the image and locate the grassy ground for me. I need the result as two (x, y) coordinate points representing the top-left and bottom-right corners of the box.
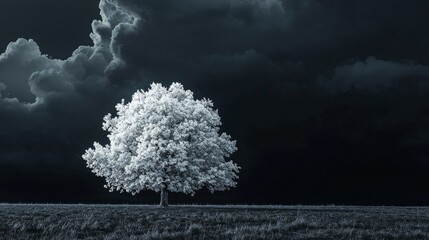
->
(0, 204), (429, 239)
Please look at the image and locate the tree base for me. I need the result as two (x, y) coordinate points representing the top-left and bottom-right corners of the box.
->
(159, 188), (169, 208)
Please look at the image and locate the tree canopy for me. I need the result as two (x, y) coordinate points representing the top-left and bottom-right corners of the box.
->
(82, 82), (239, 199)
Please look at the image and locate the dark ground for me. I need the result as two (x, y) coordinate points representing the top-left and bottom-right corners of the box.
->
(0, 204), (428, 239)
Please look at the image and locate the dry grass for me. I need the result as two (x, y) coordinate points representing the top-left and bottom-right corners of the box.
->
(0, 204), (428, 239)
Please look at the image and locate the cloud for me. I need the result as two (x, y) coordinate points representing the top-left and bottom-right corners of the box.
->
(98, 0), (429, 96)
(0, 0), (134, 169)
(0, 39), (53, 102)
(0, 0), (140, 107)
(0, 82), (6, 96)
(323, 57), (429, 94)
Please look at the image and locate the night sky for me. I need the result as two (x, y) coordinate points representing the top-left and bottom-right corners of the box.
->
(1, 0), (429, 205)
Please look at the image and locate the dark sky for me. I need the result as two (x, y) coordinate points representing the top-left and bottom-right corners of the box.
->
(1, 0), (429, 205)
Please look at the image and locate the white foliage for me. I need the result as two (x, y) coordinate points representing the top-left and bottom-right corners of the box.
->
(83, 82), (239, 195)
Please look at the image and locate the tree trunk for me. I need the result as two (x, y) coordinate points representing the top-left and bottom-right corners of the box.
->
(159, 188), (169, 208)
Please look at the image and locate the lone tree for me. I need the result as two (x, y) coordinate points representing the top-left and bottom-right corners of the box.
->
(82, 82), (239, 207)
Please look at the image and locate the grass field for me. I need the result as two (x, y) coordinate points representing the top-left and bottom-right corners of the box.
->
(1, 204), (429, 239)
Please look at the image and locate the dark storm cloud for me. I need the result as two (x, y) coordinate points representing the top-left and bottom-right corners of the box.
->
(0, 0), (100, 59)
(104, 0), (429, 95)
(1, 0), (429, 204)
(0, 39), (49, 102)
(0, 1), (125, 170)
(323, 57), (429, 94)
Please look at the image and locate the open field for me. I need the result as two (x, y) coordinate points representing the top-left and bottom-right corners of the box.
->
(1, 204), (429, 239)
